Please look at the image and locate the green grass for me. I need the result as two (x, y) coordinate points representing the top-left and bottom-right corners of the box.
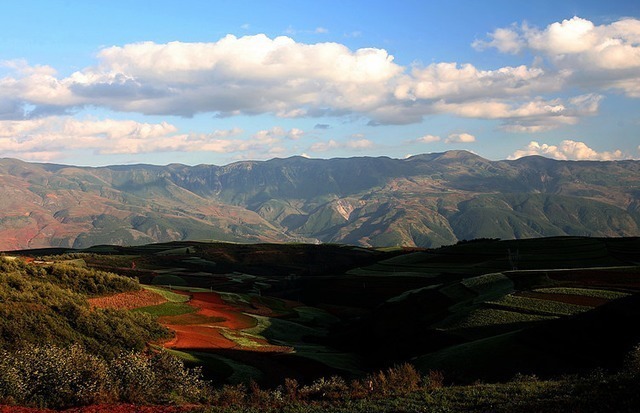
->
(293, 306), (341, 326)
(142, 284), (190, 302)
(133, 301), (196, 317)
(293, 345), (365, 375)
(151, 273), (187, 286)
(487, 295), (592, 316)
(244, 315), (324, 343)
(534, 287), (632, 300)
(434, 307), (557, 339)
(162, 348), (263, 383)
(462, 273), (513, 296)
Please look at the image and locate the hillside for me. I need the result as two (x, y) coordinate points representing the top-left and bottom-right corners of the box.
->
(1, 151), (639, 250)
(5, 237), (640, 411)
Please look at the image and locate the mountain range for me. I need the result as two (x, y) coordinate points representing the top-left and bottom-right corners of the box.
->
(1, 150), (639, 251)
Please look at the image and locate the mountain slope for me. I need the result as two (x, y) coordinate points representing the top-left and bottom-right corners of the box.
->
(0, 152), (639, 250)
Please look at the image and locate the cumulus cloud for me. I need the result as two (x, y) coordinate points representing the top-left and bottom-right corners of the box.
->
(309, 136), (374, 152)
(445, 133), (476, 144)
(476, 16), (640, 96)
(0, 35), (403, 121)
(0, 117), (247, 158)
(0, 19), (638, 130)
(309, 139), (340, 152)
(394, 63), (551, 102)
(472, 25), (525, 54)
(0, 116), (311, 161)
(412, 134), (441, 143)
(508, 140), (628, 160)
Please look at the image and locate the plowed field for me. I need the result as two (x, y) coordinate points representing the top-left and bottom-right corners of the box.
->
(88, 289), (167, 310)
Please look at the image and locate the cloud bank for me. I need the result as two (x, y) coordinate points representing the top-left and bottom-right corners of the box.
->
(509, 140), (628, 161)
(1, 16), (638, 128)
(0, 116), (307, 161)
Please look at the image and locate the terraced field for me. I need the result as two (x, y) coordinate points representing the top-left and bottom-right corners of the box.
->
(25, 236), (640, 385)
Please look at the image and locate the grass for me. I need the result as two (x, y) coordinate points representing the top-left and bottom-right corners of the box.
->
(487, 295), (592, 316)
(142, 284), (190, 302)
(293, 306), (340, 326)
(151, 273), (187, 286)
(293, 345), (365, 376)
(413, 331), (545, 381)
(461, 273), (513, 296)
(244, 315), (324, 343)
(133, 301), (196, 317)
(162, 347), (263, 383)
(433, 307), (557, 340)
(533, 287), (632, 300)
(220, 329), (272, 348)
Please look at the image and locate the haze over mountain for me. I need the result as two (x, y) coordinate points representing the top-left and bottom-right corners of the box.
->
(1, 150), (639, 251)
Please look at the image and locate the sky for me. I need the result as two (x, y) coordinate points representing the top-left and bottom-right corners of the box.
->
(0, 0), (639, 166)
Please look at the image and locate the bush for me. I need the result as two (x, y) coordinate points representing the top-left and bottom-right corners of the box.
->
(0, 345), (113, 408)
(0, 345), (208, 408)
(367, 363), (423, 397)
(299, 376), (349, 400)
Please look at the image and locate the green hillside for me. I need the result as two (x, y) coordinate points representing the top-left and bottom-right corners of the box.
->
(1, 152), (639, 250)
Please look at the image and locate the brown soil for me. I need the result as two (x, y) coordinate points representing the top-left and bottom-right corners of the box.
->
(88, 289), (167, 310)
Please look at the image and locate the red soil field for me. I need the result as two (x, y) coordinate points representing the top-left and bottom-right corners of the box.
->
(160, 291), (292, 354)
(88, 289), (167, 310)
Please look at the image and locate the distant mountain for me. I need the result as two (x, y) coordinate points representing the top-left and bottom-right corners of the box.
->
(0, 151), (639, 250)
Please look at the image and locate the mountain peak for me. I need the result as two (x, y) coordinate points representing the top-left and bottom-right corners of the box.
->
(405, 150), (487, 163)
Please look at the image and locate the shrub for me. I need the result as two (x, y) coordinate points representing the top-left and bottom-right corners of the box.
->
(214, 384), (247, 407)
(624, 343), (640, 375)
(0, 345), (208, 408)
(367, 363), (423, 397)
(425, 370), (445, 389)
(0, 345), (113, 408)
(300, 376), (349, 400)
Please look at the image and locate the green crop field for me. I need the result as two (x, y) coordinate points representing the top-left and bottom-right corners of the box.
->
(133, 301), (196, 317)
(487, 295), (592, 316)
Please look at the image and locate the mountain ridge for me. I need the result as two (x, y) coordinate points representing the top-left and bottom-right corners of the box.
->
(0, 151), (639, 250)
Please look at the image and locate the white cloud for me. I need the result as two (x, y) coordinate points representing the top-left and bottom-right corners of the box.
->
(310, 139), (340, 152)
(395, 63), (550, 102)
(346, 138), (374, 149)
(0, 116), (320, 161)
(309, 137), (374, 152)
(445, 133), (476, 144)
(508, 140), (629, 160)
(472, 25), (525, 54)
(413, 134), (441, 143)
(476, 17), (640, 96)
(0, 19), (638, 129)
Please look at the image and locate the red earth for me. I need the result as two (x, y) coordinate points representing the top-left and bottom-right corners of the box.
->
(90, 289), (292, 353)
(160, 291), (291, 353)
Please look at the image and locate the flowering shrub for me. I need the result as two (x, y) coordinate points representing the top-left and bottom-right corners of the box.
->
(0, 346), (208, 408)
(0, 345), (112, 408)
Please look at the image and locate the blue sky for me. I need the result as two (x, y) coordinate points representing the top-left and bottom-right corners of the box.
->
(0, 0), (638, 166)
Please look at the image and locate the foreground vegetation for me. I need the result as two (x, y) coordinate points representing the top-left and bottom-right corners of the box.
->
(3, 357), (640, 412)
(0, 257), (215, 409)
(2, 237), (640, 411)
